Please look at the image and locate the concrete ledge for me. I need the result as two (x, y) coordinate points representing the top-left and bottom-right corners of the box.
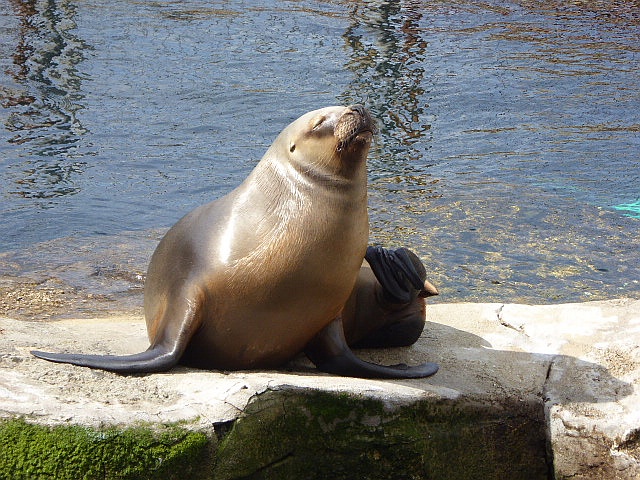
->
(1, 299), (639, 479)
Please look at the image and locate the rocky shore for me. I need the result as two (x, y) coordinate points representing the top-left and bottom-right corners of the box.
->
(1, 299), (639, 479)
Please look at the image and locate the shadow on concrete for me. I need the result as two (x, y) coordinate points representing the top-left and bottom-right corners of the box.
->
(418, 321), (633, 405)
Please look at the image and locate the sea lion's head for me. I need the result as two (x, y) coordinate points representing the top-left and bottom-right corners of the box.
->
(276, 105), (376, 176)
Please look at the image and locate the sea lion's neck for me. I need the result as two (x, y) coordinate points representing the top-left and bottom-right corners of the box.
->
(260, 149), (367, 196)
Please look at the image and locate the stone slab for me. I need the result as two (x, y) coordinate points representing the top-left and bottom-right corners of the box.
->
(1, 298), (639, 479)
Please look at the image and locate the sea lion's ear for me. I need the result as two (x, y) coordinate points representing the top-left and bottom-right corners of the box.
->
(289, 143), (296, 153)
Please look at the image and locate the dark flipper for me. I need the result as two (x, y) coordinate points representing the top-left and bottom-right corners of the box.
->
(32, 287), (201, 374)
(365, 246), (438, 304)
(30, 346), (179, 374)
(305, 317), (438, 379)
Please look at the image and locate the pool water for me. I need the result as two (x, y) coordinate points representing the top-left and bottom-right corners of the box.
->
(0, 0), (638, 308)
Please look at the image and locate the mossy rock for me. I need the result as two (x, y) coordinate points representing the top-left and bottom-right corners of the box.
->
(0, 418), (212, 480)
(0, 387), (550, 479)
(214, 388), (549, 480)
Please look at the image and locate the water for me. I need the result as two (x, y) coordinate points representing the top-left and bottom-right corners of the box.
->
(0, 0), (638, 315)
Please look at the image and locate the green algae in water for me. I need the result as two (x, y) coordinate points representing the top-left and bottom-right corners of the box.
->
(0, 419), (210, 480)
(613, 199), (640, 219)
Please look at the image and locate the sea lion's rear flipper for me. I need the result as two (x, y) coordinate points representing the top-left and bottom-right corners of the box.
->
(31, 290), (203, 374)
(305, 317), (438, 379)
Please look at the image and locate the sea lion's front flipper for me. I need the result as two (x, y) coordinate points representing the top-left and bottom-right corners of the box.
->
(305, 317), (438, 379)
(31, 289), (202, 374)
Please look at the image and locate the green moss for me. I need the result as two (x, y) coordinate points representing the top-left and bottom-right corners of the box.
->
(0, 389), (550, 479)
(0, 418), (211, 480)
(213, 389), (548, 480)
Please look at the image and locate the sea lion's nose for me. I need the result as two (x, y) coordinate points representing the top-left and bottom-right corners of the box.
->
(344, 105), (376, 134)
(346, 104), (366, 117)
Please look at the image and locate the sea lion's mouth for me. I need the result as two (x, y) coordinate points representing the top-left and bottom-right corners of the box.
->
(335, 105), (376, 152)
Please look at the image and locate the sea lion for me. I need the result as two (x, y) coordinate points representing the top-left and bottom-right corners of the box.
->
(343, 246), (439, 349)
(32, 105), (439, 378)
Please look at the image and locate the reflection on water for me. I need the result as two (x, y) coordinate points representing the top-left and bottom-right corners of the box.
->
(1, 0), (91, 199)
(339, 0), (445, 253)
(341, 2), (432, 169)
(0, 0), (638, 308)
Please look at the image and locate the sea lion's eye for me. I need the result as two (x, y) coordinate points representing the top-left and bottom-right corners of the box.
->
(289, 143), (296, 153)
(311, 116), (325, 131)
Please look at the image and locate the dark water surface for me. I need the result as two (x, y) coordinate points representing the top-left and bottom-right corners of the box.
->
(0, 0), (638, 308)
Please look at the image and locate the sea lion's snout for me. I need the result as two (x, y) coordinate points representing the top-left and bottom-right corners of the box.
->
(335, 105), (376, 152)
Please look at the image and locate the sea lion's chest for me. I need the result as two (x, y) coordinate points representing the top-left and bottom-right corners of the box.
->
(187, 170), (368, 366)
